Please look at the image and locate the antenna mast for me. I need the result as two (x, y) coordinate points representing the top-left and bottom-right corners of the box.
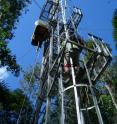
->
(31, 0), (112, 123)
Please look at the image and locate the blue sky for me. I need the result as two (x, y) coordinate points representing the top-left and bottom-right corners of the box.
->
(1, 0), (117, 90)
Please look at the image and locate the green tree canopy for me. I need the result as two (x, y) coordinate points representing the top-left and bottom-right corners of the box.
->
(0, 84), (34, 124)
(112, 9), (117, 48)
(0, 0), (31, 76)
(20, 64), (41, 103)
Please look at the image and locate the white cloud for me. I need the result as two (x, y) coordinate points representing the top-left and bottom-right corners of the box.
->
(0, 67), (9, 80)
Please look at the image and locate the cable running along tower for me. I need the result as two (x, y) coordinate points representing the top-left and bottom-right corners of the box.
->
(31, 0), (112, 123)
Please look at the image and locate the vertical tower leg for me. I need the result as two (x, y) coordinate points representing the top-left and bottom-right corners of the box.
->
(45, 95), (51, 124)
(70, 57), (83, 124)
(59, 68), (65, 124)
(45, 29), (53, 124)
(83, 59), (104, 124)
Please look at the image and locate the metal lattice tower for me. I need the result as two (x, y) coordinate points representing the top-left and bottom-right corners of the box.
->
(31, 0), (112, 124)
